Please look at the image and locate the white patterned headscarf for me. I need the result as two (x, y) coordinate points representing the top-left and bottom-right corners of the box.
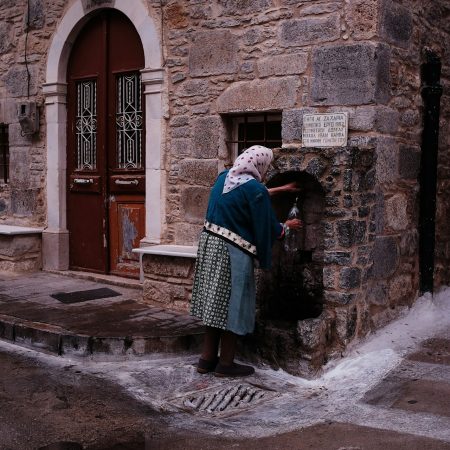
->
(223, 145), (273, 194)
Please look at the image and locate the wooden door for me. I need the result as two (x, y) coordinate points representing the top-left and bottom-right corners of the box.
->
(67, 10), (145, 277)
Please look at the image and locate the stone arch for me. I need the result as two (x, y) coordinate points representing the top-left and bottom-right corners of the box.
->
(43, 0), (164, 270)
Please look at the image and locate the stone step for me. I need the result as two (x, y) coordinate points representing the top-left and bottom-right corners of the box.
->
(0, 313), (203, 358)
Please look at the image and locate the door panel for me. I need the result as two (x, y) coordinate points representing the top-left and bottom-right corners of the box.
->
(109, 196), (145, 276)
(67, 10), (145, 276)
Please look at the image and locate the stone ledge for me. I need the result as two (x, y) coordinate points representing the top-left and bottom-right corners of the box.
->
(0, 224), (44, 235)
(133, 244), (198, 258)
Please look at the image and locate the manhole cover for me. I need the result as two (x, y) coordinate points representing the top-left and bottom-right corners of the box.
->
(172, 382), (278, 416)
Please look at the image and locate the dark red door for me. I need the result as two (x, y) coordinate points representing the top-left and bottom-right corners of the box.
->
(67, 10), (145, 277)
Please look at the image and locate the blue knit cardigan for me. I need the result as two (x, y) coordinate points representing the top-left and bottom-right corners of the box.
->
(204, 171), (282, 270)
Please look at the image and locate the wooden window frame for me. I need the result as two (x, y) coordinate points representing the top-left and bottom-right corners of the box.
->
(225, 112), (282, 162)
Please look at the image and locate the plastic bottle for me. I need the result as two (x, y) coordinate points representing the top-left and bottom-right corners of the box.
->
(284, 196), (302, 252)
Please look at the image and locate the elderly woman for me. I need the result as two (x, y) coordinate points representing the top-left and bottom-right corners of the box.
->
(190, 145), (301, 377)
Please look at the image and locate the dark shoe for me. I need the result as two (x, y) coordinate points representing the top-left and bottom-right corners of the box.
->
(197, 357), (218, 374)
(214, 362), (255, 378)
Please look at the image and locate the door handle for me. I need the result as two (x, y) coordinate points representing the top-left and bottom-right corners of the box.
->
(115, 179), (139, 185)
(74, 178), (93, 184)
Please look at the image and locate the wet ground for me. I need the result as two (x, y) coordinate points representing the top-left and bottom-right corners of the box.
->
(0, 272), (449, 449)
(0, 326), (449, 450)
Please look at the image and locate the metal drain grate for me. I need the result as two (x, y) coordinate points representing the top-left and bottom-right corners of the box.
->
(180, 383), (276, 415)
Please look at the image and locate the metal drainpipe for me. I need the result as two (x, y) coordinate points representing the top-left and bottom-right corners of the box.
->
(419, 50), (443, 293)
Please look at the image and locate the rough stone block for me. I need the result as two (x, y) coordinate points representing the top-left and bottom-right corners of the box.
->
(281, 108), (314, 142)
(399, 230), (418, 257)
(174, 222), (203, 245)
(280, 14), (340, 47)
(371, 236), (398, 279)
(171, 138), (192, 157)
(375, 106), (399, 134)
(0, 22), (13, 54)
(324, 291), (355, 306)
(143, 279), (187, 305)
(0, 235), (40, 258)
(399, 146), (420, 179)
(311, 43), (390, 105)
(324, 251), (352, 265)
(2, 66), (38, 97)
(282, 108), (315, 142)
(27, 0), (45, 29)
(171, 116), (189, 127)
(8, 123), (33, 147)
(339, 267), (361, 289)
(322, 267), (336, 289)
(346, 0), (379, 40)
(367, 282), (388, 306)
(380, 0), (413, 48)
(172, 126), (190, 138)
(376, 137), (399, 184)
(178, 159), (218, 186)
(257, 53), (308, 78)
(181, 186), (210, 224)
(165, 2), (189, 28)
(189, 30), (238, 77)
(219, 0), (273, 15)
(179, 80), (209, 97)
(296, 317), (327, 350)
(11, 189), (38, 216)
(143, 254), (194, 278)
(335, 306), (358, 342)
(217, 77), (298, 113)
(389, 274), (413, 304)
(9, 148), (31, 185)
(301, 3), (340, 15)
(243, 29), (265, 46)
(349, 106), (376, 131)
(172, 73), (186, 84)
(305, 158), (326, 178)
(192, 116), (224, 159)
(0, 257), (41, 272)
(337, 220), (366, 247)
(0, 199), (7, 214)
(386, 194), (408, 231)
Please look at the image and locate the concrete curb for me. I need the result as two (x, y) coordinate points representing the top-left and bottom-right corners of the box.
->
(0, 313), (203, 358)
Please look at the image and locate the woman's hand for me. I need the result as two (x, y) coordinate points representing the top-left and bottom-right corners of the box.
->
(285, 218), (303, 230)
(268, 182), (301, 196)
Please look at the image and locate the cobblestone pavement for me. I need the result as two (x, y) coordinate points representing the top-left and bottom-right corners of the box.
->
(0, 271), (203, 357)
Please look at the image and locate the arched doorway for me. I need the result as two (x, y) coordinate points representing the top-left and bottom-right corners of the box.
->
(66, 9), (145, 277)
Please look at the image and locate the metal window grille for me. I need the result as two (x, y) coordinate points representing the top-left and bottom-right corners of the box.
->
(0, 124), (9, 183)
(116, 72), (143, 169)
(76, 80), (97, 170)
(226, 113), (282, 159)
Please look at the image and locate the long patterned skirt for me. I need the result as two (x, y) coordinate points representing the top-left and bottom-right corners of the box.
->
(190, 231), (256, 335)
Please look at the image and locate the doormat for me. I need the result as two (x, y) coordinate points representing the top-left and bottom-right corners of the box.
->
(51, 287), (121, 304)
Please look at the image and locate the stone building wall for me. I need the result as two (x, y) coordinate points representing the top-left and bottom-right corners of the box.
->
(159, 0), (425, 336)
(0, 0), (61, 226)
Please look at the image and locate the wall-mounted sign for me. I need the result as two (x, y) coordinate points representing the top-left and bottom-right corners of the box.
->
(302, 112), (348, 147)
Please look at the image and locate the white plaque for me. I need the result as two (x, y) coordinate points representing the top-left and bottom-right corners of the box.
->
(302, 112), (348, 147)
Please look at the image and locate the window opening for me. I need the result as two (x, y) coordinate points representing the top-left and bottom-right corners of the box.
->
(226, 113), (282, 160)
(0, 124), (9, 183)
(76, 79), (97, 171)
(116, 72), (143, 169)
